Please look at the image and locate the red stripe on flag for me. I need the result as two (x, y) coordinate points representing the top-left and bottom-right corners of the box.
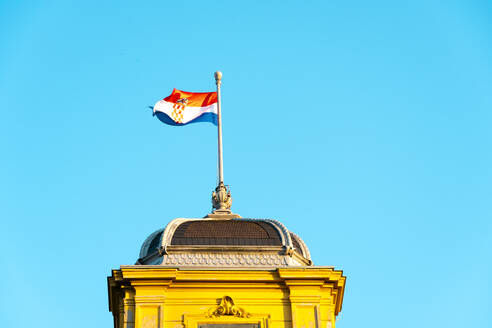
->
(164, 89), (217, 107)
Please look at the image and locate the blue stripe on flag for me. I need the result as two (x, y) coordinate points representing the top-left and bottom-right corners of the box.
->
(154, 112), (218, 126)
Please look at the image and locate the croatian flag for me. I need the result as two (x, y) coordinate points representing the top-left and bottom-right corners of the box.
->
(153, 89), (218, 126)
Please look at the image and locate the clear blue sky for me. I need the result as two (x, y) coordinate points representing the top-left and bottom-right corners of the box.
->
(1, 1), (491, 327)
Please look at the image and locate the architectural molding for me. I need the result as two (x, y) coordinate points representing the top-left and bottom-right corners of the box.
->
(162, 253), (305, 266)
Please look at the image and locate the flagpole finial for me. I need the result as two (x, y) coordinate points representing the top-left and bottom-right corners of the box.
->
(214, 71), (222, 84)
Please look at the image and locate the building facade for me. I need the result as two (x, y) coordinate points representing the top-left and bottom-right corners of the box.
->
(108, 212), (346, 328)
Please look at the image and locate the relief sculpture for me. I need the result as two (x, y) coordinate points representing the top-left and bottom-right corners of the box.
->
(207, 296), (250, 318)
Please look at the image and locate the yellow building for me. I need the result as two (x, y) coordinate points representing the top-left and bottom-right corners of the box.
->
(108, 186), (346, 328)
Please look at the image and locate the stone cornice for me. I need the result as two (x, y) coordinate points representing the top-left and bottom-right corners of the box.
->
(109, 266), (345, 315)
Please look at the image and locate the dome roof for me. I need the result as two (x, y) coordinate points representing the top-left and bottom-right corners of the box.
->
(171, 220), (282, 246)
(137, 218), (312, 267)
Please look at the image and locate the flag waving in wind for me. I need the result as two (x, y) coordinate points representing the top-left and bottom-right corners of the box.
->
(151, 72), (229, 210)
(153, 89), (218, 126)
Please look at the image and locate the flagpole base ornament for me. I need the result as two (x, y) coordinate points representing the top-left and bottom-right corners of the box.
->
(212, 182), (232, 212)
(206, 182), (241, 219)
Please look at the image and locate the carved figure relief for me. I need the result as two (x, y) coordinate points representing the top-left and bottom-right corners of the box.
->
(207, 296), (250, 318)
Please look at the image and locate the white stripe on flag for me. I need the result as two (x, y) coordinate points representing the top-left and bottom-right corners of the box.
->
(153, 100), (217, 124)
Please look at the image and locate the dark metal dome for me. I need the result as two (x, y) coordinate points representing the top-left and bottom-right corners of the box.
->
(138, 218), (312, 267)
(170, 220), (282, 246)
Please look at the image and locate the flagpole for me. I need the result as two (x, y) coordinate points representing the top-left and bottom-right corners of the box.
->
(215, 71), (224, 185)
(210, 71), (234, 216)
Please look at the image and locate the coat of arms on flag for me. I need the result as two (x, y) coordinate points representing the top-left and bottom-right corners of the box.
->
(153, 88), (218, 126)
